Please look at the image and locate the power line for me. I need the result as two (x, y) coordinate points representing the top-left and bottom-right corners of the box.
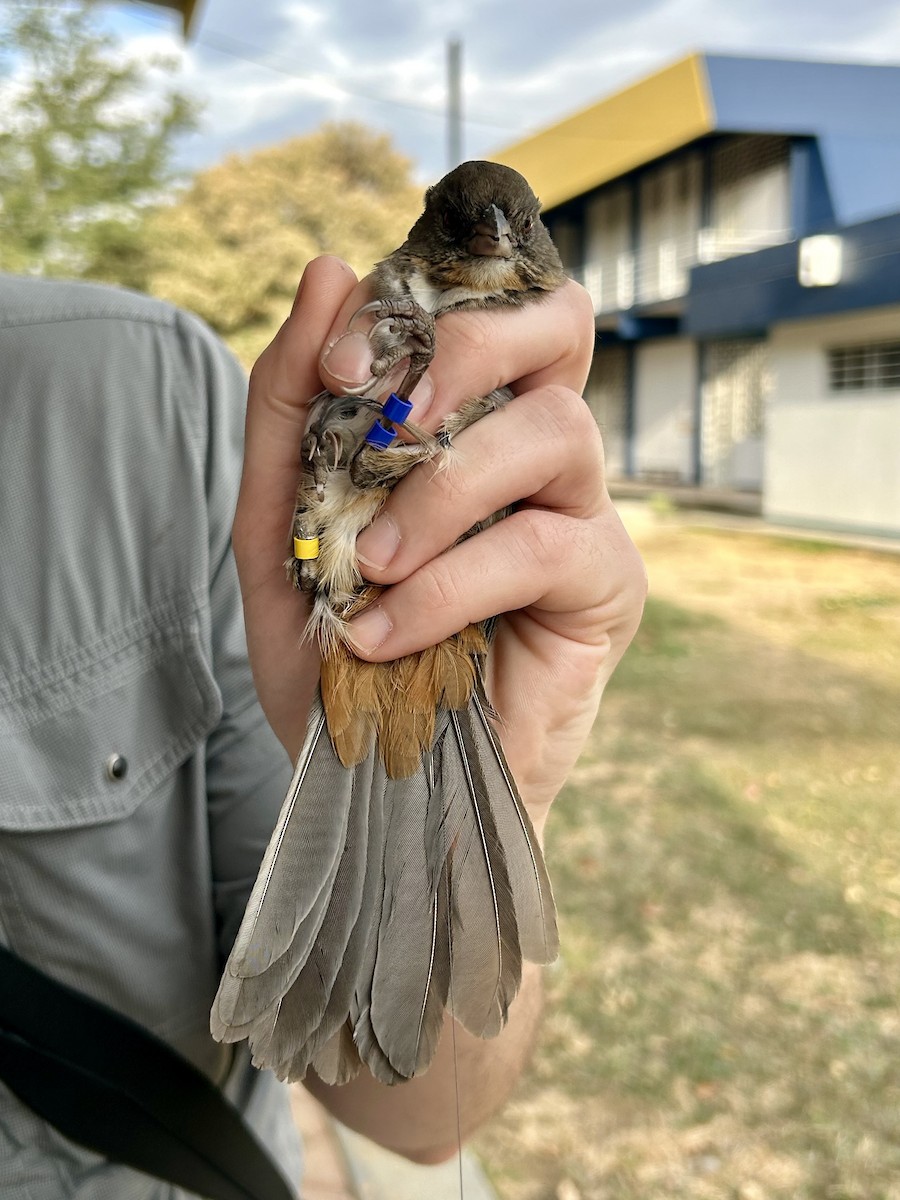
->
(128, 3), (519, 132)
(447, 37), (463, 168)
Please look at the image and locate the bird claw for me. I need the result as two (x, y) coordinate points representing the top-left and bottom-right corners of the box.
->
(347, 297), (436, 399)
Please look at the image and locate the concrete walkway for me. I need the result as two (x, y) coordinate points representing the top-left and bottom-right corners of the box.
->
(613, 494), (900, 556)
(291, 1087), (356, 1200)
(291, 1086), (497, 1200)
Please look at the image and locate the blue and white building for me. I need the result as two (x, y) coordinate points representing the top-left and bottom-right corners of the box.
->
(496, 54), (900, 536)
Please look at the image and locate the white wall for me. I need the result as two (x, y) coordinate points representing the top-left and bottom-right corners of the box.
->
(633, 339), (696, 483)
(765, 308), (900, 534)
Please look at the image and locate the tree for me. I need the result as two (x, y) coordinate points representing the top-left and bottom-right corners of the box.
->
(0, 0), (197, 286)
(146, 122), (423, 364)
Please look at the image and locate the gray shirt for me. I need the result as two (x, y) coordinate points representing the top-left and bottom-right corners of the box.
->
(0, 276), (303, 1197)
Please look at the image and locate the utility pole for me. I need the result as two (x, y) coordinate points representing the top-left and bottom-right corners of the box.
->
(447, 37), (463, 170)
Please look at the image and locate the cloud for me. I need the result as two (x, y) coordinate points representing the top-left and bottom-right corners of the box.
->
(103, 0), (900, 185)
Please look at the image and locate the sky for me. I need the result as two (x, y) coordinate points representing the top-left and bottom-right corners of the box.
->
(101, 0), (900, 186)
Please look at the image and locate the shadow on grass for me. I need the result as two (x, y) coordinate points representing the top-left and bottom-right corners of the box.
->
(553, 756), (870, 958)
(612, 596), (900, 747)
(553, 595), (900, 950)
(544, 594), (900, 1093)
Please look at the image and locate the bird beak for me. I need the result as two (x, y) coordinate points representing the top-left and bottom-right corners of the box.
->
(466, 204), (513, 258)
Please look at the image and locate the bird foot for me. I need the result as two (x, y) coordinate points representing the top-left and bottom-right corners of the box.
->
(348, 297), (436, 398)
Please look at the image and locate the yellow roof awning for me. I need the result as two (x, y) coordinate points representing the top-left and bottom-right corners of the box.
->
(494, 54), (714, 211)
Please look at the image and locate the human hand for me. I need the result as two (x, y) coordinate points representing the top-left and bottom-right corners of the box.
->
(234, 255), (647, 820)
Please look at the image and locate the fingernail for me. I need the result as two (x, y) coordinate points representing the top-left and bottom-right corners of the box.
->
(347, 605), (392, 654)
(357, 514), (401, 572)
(321, 330), (373, 386)
(408, 374), (435, 420)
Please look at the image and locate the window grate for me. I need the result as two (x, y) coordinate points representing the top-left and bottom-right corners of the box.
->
(585, 345), (629, 478)
(705, 135), (791, 262)
(828, 342), (900, 391)
(701, 339), (770, 489)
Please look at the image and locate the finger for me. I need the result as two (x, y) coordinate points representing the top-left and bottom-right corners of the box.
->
(234, 258), (359, 759)
(355, 385), (605, 583)
(316, 277), (376, 394)
(430, 280), (596, 403)
(318, 277), (595, 429)
(235, 256), (358, 558)
(346, 504), (616, 662)
(487, 505), (646, 818)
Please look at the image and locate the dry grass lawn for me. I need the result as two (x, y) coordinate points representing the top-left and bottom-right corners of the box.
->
(476, 504), (900, 1200)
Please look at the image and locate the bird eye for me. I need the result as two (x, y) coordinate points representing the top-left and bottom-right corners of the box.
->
(522, 216), (535, 236)
(338, 405), (358, 421)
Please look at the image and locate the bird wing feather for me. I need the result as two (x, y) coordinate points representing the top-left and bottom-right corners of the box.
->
(469, 679), (559, 964)
(254, 745), (381, 1078)
(211, 694), (353, 1042)
(440, 704), (522, 1039)
(368, 758), (450, 1078)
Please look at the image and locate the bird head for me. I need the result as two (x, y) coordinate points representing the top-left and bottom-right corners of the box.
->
(404, 160), (564, 296)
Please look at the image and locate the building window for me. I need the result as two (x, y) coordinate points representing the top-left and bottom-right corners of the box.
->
(828, 342), (900, 392)
(585, 345), (630, 478)
(635, 153), (702, 303)
(583, 184), (633, 314)
(703, 135), (791, 262)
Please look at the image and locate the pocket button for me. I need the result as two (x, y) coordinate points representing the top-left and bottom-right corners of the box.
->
(105, 754), (128, 782)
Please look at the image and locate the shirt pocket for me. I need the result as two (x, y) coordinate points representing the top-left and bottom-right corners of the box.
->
(0, 613), (222, 833)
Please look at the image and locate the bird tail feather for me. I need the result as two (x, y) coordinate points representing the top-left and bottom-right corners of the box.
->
(211, 684), (558, 1084)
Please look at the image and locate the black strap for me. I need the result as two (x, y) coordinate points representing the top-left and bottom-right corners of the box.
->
(0, 944), (295, 1200)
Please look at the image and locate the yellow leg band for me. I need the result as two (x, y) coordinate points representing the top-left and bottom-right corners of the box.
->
(293, 536), (319, 560)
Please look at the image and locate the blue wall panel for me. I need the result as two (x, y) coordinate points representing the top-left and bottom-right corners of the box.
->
(686, 210), (900, 337)
(705, 56), (900, 224)
(706, 56), (900, 137)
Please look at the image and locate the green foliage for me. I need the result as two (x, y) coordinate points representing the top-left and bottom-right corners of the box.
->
(145, 122), (423, 365)
(0, 0), (197, 285)
(0, 4), (423, 364)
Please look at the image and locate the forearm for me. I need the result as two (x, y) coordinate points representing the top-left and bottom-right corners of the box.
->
(304, 960), (544, 1164)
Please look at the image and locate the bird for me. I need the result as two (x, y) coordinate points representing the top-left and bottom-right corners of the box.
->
(210, 161), (567, 1087)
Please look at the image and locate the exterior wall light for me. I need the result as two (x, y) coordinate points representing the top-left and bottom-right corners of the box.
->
(798, 235), (843, 287)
